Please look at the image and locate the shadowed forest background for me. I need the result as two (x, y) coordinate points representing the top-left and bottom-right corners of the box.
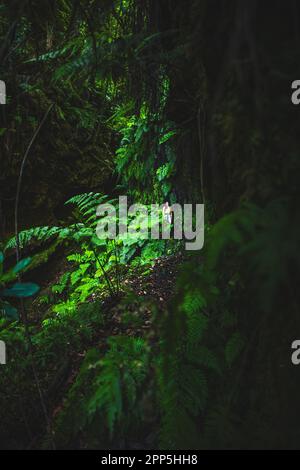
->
(0, 0), (300, 450)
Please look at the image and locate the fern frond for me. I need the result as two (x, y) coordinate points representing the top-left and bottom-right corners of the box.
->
(65, 192), (105, 210)
(5, 226), (62, 250)
(181, 289), (207, 315)
(186, 345), (221, 375)
(225, 332), (245, 367)
(54, 336), (149, 445)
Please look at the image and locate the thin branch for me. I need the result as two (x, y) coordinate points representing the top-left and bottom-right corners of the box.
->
(14, 103), (56, 449)
(15, 103), (54, 262)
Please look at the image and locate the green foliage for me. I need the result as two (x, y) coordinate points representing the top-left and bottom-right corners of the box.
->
(0, 298), (106, 448)
(51, 272), (70, 296)
(54, 336), (150, 447)
(5, 227), (63, 251)
(112, 108), (176, 201)
(7, 192), (175, 308)
(1, 0), (298, 451)
(65, 192), (111, 228)
(225, 332), (245, 368)
(157, 196), (300, 449)
(0, 252), (39, 320)
(157, 299), (220, 449)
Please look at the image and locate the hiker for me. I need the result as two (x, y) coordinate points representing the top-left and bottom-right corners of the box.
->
(162, 201), (173, 224)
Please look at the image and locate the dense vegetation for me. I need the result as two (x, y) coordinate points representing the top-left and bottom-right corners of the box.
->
(0, 0), (300, 450)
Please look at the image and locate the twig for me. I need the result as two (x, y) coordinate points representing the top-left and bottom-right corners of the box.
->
(91, 245), (116, 297)
(15, 103), (54, 262)
(197, 102), (206, 205)
(14, 103), (56, 449)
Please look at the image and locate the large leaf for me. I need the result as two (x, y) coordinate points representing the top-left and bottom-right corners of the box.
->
(12, 257), (32, 274)
(1, 282), (40, 298)
(0, 258), (32, 283)
(0, 301), (18, 320)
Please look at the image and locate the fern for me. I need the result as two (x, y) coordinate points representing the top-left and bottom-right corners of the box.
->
(65, 192), (117, 228)
(51, 272), (70, 295)
(158, 199), (300, 449)
(4, 224), (93, 251)
(225, 332), (245, 368)
(54, 336), (149, 446)
(5, 226), (63, 250)
(186, 345), (221, 375)
(65, 192), (105, 211)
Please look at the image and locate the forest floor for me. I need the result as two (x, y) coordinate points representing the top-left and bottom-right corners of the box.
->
(26, 251), (184, 449)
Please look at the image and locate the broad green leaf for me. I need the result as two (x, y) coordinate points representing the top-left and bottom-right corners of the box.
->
(0, 301), (18, 320)
(1, 282), (40, 298)
(12, 257), (32, 274)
